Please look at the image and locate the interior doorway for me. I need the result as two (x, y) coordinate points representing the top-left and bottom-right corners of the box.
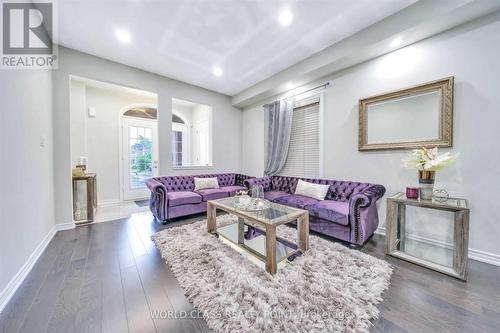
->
(121, 106), (159, 201)
(69, 76), (159, 224)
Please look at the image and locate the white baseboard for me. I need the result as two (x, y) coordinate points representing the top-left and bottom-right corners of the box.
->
(0, 225), (56, 313)
(467, 248), (500, 267)
(375, 227), (500, 267)
(98, 199), (121, 207)
(0, 221), (75, 314)
(56, 222), (76, 231)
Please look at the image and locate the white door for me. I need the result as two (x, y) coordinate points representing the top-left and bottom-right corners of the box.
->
(122, 117), (158, 200)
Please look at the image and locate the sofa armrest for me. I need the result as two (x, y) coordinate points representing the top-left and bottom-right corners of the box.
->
(145, 178), (168, 221)
(235, 174), (254, 186)
(349, 184), (385, 208)
(244, 176), (272, 191)
(348, 184), (386, 245)
(146, 178), (167, 195)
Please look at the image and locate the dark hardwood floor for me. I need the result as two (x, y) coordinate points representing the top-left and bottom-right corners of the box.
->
(1, 212), (499, 333)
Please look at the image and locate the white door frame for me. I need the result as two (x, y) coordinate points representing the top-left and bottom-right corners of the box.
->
(118, 103), (158, 201)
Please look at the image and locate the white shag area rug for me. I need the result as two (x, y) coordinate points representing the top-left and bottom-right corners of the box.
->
(152, 215), (392, 333)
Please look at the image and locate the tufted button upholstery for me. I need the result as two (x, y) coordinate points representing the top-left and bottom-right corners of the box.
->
(244, 176), (272, 191)
(270, 176), (371, 202)
(150, 173), (252, 192)
(245, 175), (385, 245)
(146, 173), (254, 223)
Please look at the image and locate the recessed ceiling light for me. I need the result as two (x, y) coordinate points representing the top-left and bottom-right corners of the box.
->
(115, 29), (131, 44)
(212, 66), (223, 77)
(390, 37), (403, 48)
(279, 9), (293, 26)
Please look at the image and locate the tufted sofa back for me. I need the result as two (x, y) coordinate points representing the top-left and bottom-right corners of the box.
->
(151, 173), (249, 192)
(271, 176), (373, 202)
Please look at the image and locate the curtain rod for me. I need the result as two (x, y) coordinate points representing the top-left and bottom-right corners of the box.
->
(290, 81), (330, 98)
(263, 81), (331, 107)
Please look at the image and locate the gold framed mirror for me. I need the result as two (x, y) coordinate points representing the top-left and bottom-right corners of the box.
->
(358, 77), (453, 151)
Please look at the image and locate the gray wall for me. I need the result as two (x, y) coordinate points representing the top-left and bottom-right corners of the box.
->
(70, 82), (157, 204)
(0, 70), (55, 293)
(54, 47), (242, 225)
(241, 18), (500, 260)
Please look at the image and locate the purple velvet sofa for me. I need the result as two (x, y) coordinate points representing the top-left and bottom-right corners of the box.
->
(244, 176), (385, 245)
(146, 173), (252, 223)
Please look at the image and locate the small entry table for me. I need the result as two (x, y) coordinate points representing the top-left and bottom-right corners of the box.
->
(385, 192), (469, 280)
(72, 173), (97, 224)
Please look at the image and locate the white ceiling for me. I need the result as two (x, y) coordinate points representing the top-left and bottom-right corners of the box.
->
(58, 0), (416, 96)
(172, 97), (201, 110)
(71, 76), (158, 99)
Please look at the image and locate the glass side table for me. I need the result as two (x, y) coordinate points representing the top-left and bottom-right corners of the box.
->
(385, 192), (470, 280)
(72, 173), (97, 224)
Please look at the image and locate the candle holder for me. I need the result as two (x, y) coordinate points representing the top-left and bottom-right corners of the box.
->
(406, 186), (419, 200)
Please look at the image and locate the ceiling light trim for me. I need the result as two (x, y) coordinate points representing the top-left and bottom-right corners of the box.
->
(115, 28), (131, 44)
(212, 65), (223, 77)
(279, 9), (293, 26)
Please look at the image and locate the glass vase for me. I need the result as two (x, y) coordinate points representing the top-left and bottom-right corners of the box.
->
(251, 185), (264, 201)
(418, 170), (435, 200)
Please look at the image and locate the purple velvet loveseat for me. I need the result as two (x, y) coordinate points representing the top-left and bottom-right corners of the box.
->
(146, 173), (252, 223)
(245, 176), (385, 245)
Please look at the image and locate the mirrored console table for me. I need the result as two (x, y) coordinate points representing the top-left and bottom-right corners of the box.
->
(72, 173), (97, 224)
(385, 192), (469, 280)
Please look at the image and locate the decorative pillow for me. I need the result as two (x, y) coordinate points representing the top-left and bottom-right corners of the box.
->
(194, 177), (219, 191)
(294, 179), (329, 201)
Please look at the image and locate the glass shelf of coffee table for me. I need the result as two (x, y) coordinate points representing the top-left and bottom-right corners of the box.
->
(206, 197), (310, 274)
(216, 222), (298, 264)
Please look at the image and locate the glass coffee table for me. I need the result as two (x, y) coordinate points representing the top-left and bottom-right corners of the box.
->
(207, 197), (310, 275)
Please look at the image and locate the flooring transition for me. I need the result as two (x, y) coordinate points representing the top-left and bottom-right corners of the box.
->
(134, 200), (150, 208)
(93, 202), (149, 223)
(0, 212), (499, 333)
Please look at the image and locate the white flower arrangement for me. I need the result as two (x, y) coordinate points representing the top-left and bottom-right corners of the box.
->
(235, 189), (249, 196)
(401, 147), (459, 171)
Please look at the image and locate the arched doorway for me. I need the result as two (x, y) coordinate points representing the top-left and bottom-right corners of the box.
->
(120, 104), (158, 200)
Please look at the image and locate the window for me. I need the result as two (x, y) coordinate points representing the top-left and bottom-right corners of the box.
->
(123, 107), (157, 119)
(129, 126), (153, 188)
(171, 115), (187, 166)
(280, 98), (320, 178)
(171, 129), (183, 166)
(194, 119), (210, 165)
(171, 98), (212, 167)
